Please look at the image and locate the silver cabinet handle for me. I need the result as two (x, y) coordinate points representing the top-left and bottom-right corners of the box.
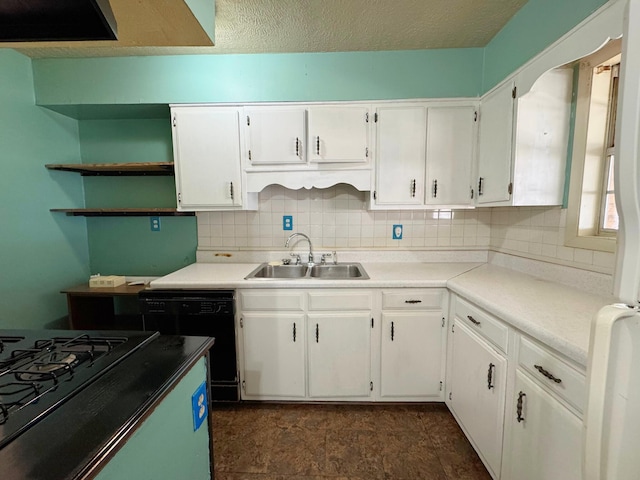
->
(230, 182), (234, 200)
(295, 137), (302, 157)
(293, 322), (296, 342)
(411, 179), (416, 197)
(433, 179), (438, 198)
(391, 321), (395, 341)
(316, 136), (320, 155)
(315, 323), (319, 343)
(478, 177), (484, 196)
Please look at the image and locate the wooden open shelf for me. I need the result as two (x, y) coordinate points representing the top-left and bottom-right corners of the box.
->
(45, 162), (174, 176)
(50, 208), (193, 217)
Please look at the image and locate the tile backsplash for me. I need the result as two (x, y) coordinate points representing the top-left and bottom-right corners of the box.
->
(196, 186), (614, 275)
(197, 185), (491, 250)
(490, 206), (615, 274)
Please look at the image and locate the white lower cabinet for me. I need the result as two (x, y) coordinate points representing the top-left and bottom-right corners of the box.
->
(448, 294), (586, 480)
(241, 313), (306, 398)
(500, 334), (585, 480)
(237, 288), (447, 401)
(448, 319), (507, 478)
(237, 288), (373, 401)
(501, 370), (583, 480)
(379, 289), (447, 400)
(380, 311), (444, 398)
(307, 312), (372, 398)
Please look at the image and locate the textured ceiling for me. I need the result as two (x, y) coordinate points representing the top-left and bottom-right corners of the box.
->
(9, 0), (528, 58)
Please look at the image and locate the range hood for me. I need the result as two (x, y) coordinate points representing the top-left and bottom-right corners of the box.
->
(0, 0), (117, 42)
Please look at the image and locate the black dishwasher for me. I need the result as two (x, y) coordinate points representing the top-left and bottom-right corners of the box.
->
(138, 289), (238, 402)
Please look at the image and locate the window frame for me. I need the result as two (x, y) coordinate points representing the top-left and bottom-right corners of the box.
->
(565, 39), (621, 253)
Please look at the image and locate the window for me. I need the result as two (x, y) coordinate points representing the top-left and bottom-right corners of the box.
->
(565, 39), (621, 252)
(599, 63), (619, 234)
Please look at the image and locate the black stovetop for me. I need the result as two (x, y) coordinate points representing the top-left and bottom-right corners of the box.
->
(0, 329), (158, 450)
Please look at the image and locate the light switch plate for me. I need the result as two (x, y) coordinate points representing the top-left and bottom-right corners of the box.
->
(191, 381), (208, 431)
(283, 215), (293, 230)
(392, 224), (403, 240)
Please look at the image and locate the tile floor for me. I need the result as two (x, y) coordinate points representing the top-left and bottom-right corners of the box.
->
(211, 403), (492, 480)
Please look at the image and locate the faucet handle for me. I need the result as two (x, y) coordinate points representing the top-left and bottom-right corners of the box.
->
(321, 252), (338, 265)
(289, 253), (301, 265)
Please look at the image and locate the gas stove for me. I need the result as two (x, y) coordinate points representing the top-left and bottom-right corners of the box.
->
(0, 329), (158, 450)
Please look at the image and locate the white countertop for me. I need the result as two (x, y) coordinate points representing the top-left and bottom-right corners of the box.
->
(150, 260), (616, 367)
(448, 264), (616, 366)
(149, 262), (483, 289)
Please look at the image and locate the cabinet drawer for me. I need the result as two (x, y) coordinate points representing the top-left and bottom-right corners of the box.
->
(453, 296), (508, 353)
(518, 336), (586, 414)
(238, 290), (304, 311)
(382, 289), (444, 310)
(308, 290), (373, 311)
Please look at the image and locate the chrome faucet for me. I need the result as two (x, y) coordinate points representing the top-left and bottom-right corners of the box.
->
(285, 232), (314, 265)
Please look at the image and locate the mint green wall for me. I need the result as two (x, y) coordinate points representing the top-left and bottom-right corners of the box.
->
(78, 119), (196, 275)
(0, 50), (89, 329)
(482, 0), (609, 92)
(94, 357), (211, 480)
(32, 49), (484, 106)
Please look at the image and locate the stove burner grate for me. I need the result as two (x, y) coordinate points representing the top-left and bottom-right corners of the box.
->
(0, 333), (128, 426)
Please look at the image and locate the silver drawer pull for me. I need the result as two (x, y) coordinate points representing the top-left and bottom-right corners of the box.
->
(405, 300), (422, 304)
(467, 315), (481, 326)
(534, 364), (562, 384)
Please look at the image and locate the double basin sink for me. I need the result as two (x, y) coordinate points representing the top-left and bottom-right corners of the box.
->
(245, 262), (369, 280)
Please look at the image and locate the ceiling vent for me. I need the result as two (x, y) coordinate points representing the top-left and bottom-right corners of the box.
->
(0, 0), (117, 42)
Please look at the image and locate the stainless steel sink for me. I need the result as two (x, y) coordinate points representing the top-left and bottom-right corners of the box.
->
(245, 262), (369, 280)
(309, 264), (369, 279)
(245, 264), (309, 279)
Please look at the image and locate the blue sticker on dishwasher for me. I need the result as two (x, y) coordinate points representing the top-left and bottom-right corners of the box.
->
(191, 381), (208, 431)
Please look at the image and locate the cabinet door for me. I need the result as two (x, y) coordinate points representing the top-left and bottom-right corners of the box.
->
(425, 106), (475, 206)
(245, 107), (307, 165)
(503, 370), (582, 480)
(449, 320), (507, 477)
(374, 106), (426, 206)
(380, 311), (443, 398)
(308, 106), (369, 163)
(172, 107), (243, 209)
(240, 313), (306, 398)
(307, 313), (371, 398)
(477, 80), (515, 204)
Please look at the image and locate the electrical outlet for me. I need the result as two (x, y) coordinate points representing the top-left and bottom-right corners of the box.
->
(150, 216), (161, 232)
(283, 215), (293, 230)
(191, 381), (208, 432)
(392, 224), (403, 240)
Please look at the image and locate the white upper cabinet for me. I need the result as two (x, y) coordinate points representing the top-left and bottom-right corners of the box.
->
(308, 106), (370, 163)
(371, 101), (477, 209)
(374, 105), (427, 206)
(171, 106), (244, 210)
(425, 106), (476, 206)
(511, 68), (573, 205)
(244, 107), (307, 165)
(477, 80), (516, 205)
(477, 67), (573, 207)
